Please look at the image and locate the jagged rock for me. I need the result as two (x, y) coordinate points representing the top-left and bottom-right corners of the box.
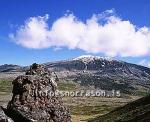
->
(6, 63), (71, 122)
(0, 107), (14, 122)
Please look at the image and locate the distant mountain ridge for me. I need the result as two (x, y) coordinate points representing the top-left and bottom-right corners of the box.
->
(44, 55), (150, 94)
(45, 55), (150, 71)
(0, 55), (150, 94)
(0, 64), (23, 72)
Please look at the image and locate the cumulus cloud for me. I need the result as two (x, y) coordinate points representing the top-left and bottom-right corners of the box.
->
(9, 9), (150, 57)
(139, 59), (150, 68)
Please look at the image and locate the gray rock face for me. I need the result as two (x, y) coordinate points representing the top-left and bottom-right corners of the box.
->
(4, 63), (71, 122)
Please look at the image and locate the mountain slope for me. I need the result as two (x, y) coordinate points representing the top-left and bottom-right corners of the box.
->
(0, 55), (150, 94)
(0, 64), (23, 72)
(88, 95), (150, 122)
(45, 55), (150, 94)
(0, 64), (25, 80)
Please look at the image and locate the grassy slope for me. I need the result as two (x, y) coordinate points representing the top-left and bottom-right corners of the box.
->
(57, 82), (139, 122)
(89, 95), (150, 122)
(0, 80), (143, 122)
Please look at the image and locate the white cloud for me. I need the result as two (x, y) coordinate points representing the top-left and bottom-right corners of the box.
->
(139, 59), (150, 68)
(9, 9), (150, 57)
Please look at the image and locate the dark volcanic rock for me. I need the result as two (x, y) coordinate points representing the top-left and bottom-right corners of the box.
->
(0, 107), (13, 122)
(5, 63), (71, 122)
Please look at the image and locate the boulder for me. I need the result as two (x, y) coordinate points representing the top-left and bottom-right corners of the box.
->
(5, 63), (71, 122)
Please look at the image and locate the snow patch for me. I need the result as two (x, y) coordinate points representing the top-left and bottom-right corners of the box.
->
(73, 55), (113, 62)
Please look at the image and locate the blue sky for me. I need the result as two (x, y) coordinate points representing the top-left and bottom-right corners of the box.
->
(0, 0), (150, 66)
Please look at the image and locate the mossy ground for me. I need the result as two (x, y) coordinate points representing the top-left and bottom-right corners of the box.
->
(0, 80), (12, 93)
(58, 82), (77, 91)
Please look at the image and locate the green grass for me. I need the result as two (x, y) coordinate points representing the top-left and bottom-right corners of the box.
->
(134, 90), (150, 96)
(69, 105), (113, 116)
(71, 105), (113, 122)
(0, 80), (12, 93)
(88, 95), (150, 122)
(58, 82), (77, 91)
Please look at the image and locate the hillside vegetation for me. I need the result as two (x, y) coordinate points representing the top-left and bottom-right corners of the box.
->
(89, 95), (150, 122)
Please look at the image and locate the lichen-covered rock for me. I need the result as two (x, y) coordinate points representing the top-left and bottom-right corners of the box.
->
(6, 63), (71, 122)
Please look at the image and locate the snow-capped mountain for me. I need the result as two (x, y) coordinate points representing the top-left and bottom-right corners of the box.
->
(73, 55), (102, 60)
(1, 55), (150, 94)
(45, 55), (150, 94)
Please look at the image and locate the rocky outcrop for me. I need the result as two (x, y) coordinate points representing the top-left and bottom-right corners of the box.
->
(1, 63), (71, 122)
(0, 107), (13, 122)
